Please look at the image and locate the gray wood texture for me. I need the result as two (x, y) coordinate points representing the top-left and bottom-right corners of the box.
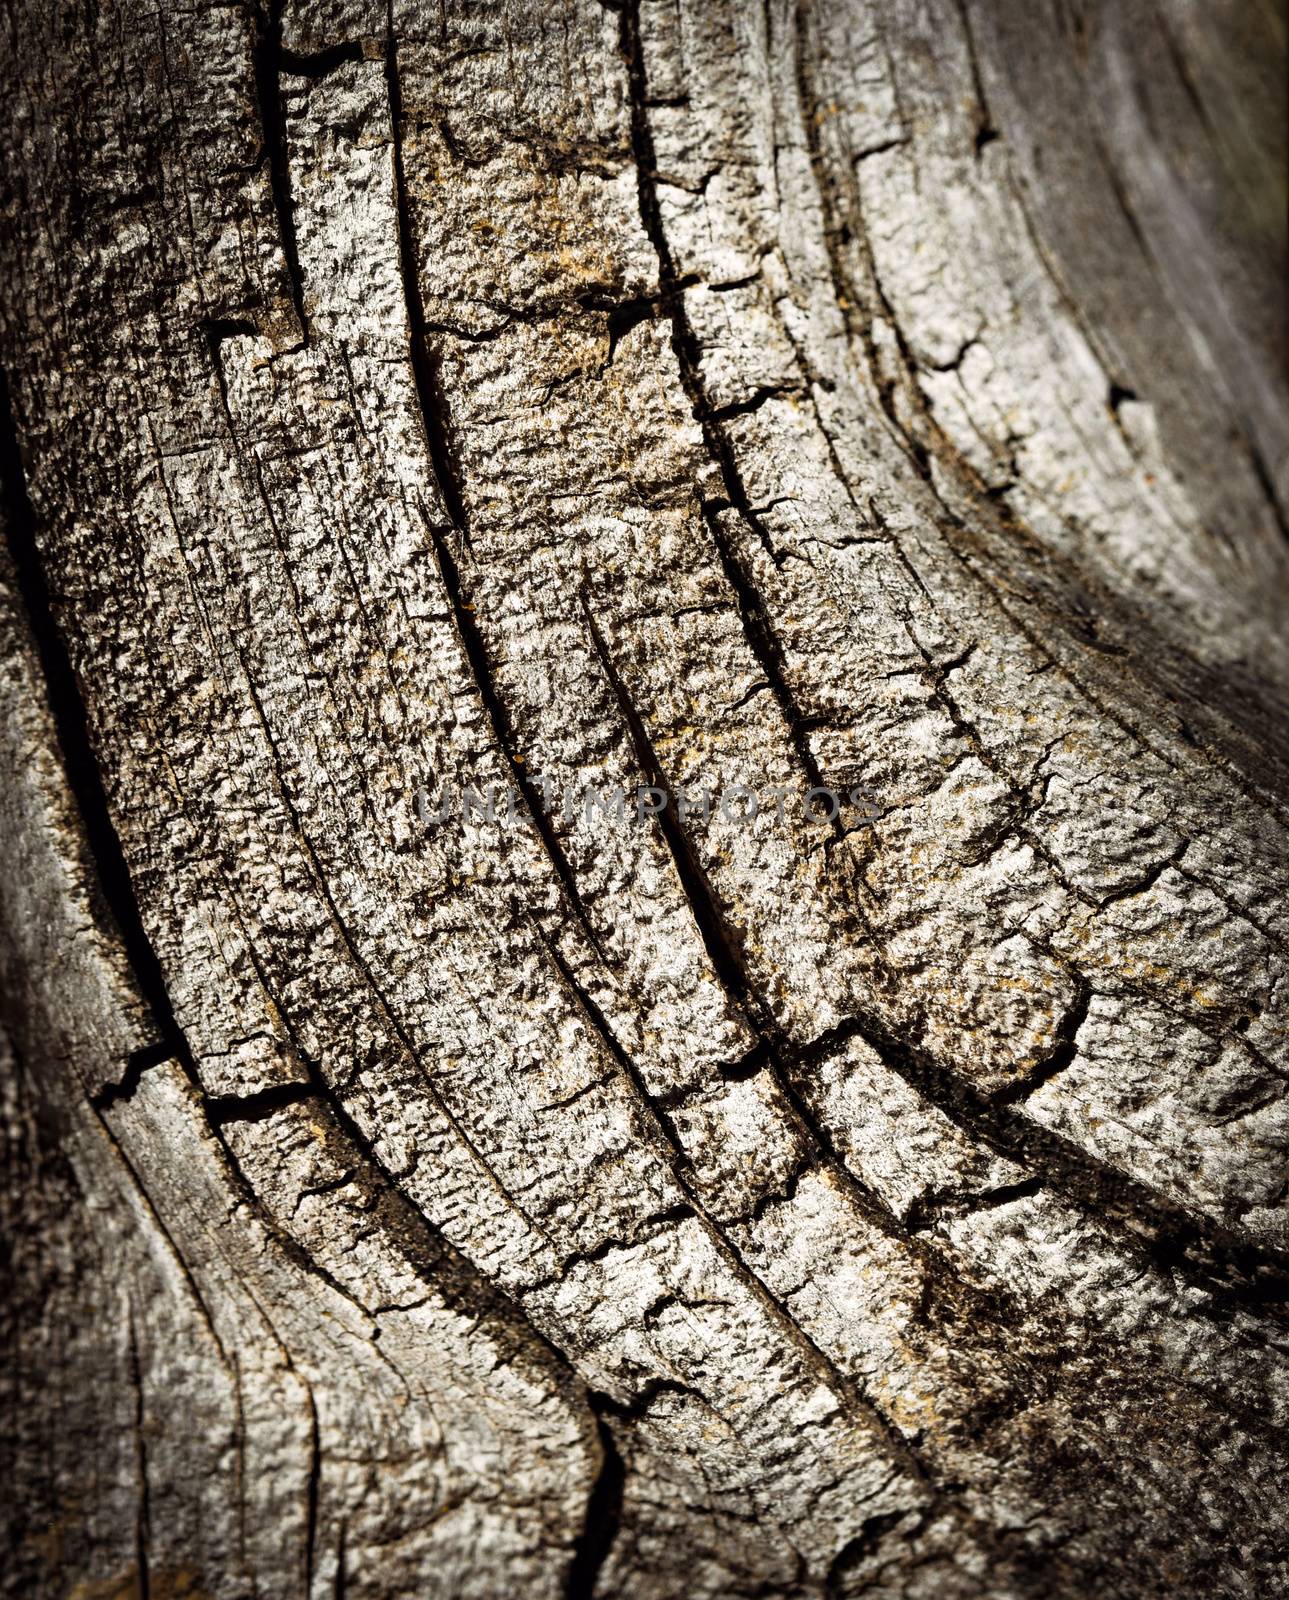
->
(1, 1), (1286, 1595)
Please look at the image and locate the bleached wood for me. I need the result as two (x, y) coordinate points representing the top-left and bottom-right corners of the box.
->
(2, 1), (1286, 1595)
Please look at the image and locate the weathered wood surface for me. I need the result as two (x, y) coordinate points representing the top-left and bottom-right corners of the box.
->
(2, 1), (1287, 1595)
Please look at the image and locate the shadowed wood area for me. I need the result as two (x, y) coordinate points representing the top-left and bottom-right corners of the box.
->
(1, 1), (1286, 1595)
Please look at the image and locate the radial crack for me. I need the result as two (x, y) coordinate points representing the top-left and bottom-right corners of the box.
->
(255, 0), (308, 337)
(0, 366), (200, 1094)
(564, 1400), (626, 1600)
